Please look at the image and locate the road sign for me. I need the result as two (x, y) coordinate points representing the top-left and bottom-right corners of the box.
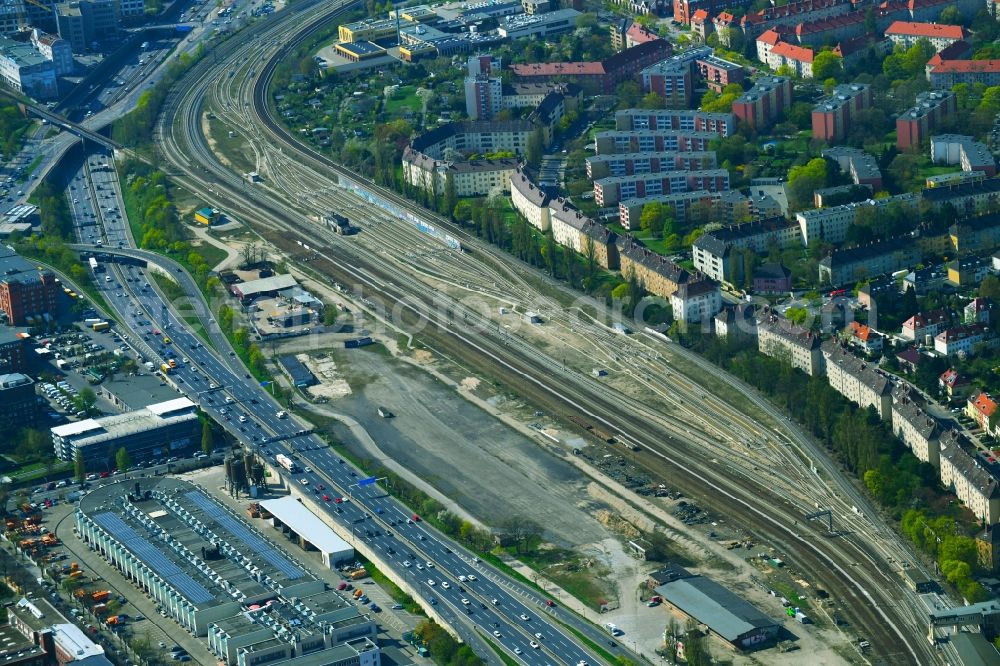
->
(358, 476), (377, 487)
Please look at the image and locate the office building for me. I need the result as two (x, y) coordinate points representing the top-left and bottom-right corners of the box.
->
(0, 37), (56, 99)
(51, 397), (200, 469)
(30, 30), (73, 76)
(497, 8), (580, 38)
(56, 0), (119, 53)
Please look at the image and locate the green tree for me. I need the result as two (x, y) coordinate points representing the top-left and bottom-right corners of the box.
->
(73, 387), (97, 416)
(639, 201), (666, 237)
(201, 419), (214, 455)
(74, 449), (85, 484)
(115, 447), (131, 472)
(525, 127), (544, 167)
(938, 5), (963, 24)
(812, 51), (843, 81)
(787, 158), (829, 211)
(979, 274), (1000, 302)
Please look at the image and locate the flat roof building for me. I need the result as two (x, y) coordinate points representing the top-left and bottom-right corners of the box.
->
(258, 496), (354, 567)
(51, 397), (199, 469)
(76, 478), (377, 652)
(0, 245), (62, 326)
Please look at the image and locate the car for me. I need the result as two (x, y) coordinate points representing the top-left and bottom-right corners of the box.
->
(334, 497), (343, 504)
(534, 632), (543, 640)
(317, 484), (325, 490)
(461, 598), (470, 605)
(158, 642), (167, 648)
(545, 599), (555, 607)
(425, 561), (434, 568)
(402, 561), (411, 567)
(299, 478), (309, 485)
(491, 598), (499, 605)
(514, 648), (522, 655)
(467, 574), (477, 581)
(520, 614), (530, 621)
(440, 581), (450, 589)
(492, 631), (501, 638)
(416, 563), (424, 570)
(322, 495), (330, 501)
(391, 603), (403, 610)
(426, 580), (435, 586)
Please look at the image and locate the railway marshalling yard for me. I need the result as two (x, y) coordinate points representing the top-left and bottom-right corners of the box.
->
(196, 194), (880, 665)
(147, 34), (944, 663)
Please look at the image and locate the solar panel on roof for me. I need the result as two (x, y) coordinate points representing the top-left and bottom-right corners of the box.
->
(184, 492), (303, 579)
(92, 512), (216, 605)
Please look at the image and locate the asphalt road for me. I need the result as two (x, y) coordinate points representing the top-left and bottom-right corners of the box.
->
(67, 163), (607, 666)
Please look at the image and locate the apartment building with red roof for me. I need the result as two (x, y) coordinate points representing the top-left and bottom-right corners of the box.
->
(766, 41), (814, 78)
(929, 59), (1000, 89)
(511, 39), (672, 93)
(886, 21), (969, 51)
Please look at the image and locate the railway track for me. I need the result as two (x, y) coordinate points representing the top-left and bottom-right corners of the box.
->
(145, 6), (940, 663)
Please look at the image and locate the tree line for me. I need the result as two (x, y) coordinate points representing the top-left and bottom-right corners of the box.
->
(679, 330), (989, 601)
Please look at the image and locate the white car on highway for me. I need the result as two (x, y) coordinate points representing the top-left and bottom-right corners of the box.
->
(441, 581), (450, 589)
(299, 478), (309, 485)
(426, 580), (435, 587)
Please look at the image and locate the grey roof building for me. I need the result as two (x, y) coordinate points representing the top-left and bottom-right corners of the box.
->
(76, 478), (376, 659)
(278, 355), (317, 387)
(51, 397), (199, 468)
(655, 574), (779, 648)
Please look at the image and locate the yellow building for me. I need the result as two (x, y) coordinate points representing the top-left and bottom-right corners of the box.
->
(194, 207), (219, 225)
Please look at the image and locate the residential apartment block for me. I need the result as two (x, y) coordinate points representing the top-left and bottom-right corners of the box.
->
(731, 76), (792, 129)
(617, 236), (693, 300)
(509, 166), (620, 269)
(822, 341), (892, 419)
(811, 83), (872, 142)
(756, 312), (823, 375)
(595, 129), (717, 154)
(928, 59), (1000, 89)
(637, 47), (712, 108)
(402, 148), (517, 197)
(896, 90), (957, 151)
(951, 216), (1000, 254)
(934, 323), (990, 357)
(901, 308), (950, 341)
(967, 391), (998, 436)
(819, 237), (922, 286)
(692, 218), (801, 283)
(764, 41), (814, 78)
(939, 430), (1000, 524)
(409, 120), (536, 159)
(795, 193), (918, 245)
(931, 135), (997, 177)
(892, 388), (940, 468)
(585, 150), (718, 180)
(615, 108), (735, 136)
(511, 38), (672, 94)
(593, 169), (730, 206)
(885, 21), (968, 51)
(922, 178), (1000, 216)
(696, 54), (745, 91)
(670, 278), (722, 325)
(618, 189), (750, 229)
(821, 147), (883, 190)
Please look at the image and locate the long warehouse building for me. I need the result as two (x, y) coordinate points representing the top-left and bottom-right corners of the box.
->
(76, 479), (376, 666)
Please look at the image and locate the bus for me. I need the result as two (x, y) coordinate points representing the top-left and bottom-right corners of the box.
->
(88, 257), (102, 273)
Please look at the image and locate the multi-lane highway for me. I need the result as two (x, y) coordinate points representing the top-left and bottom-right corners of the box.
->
(65, 154), (606, 665)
